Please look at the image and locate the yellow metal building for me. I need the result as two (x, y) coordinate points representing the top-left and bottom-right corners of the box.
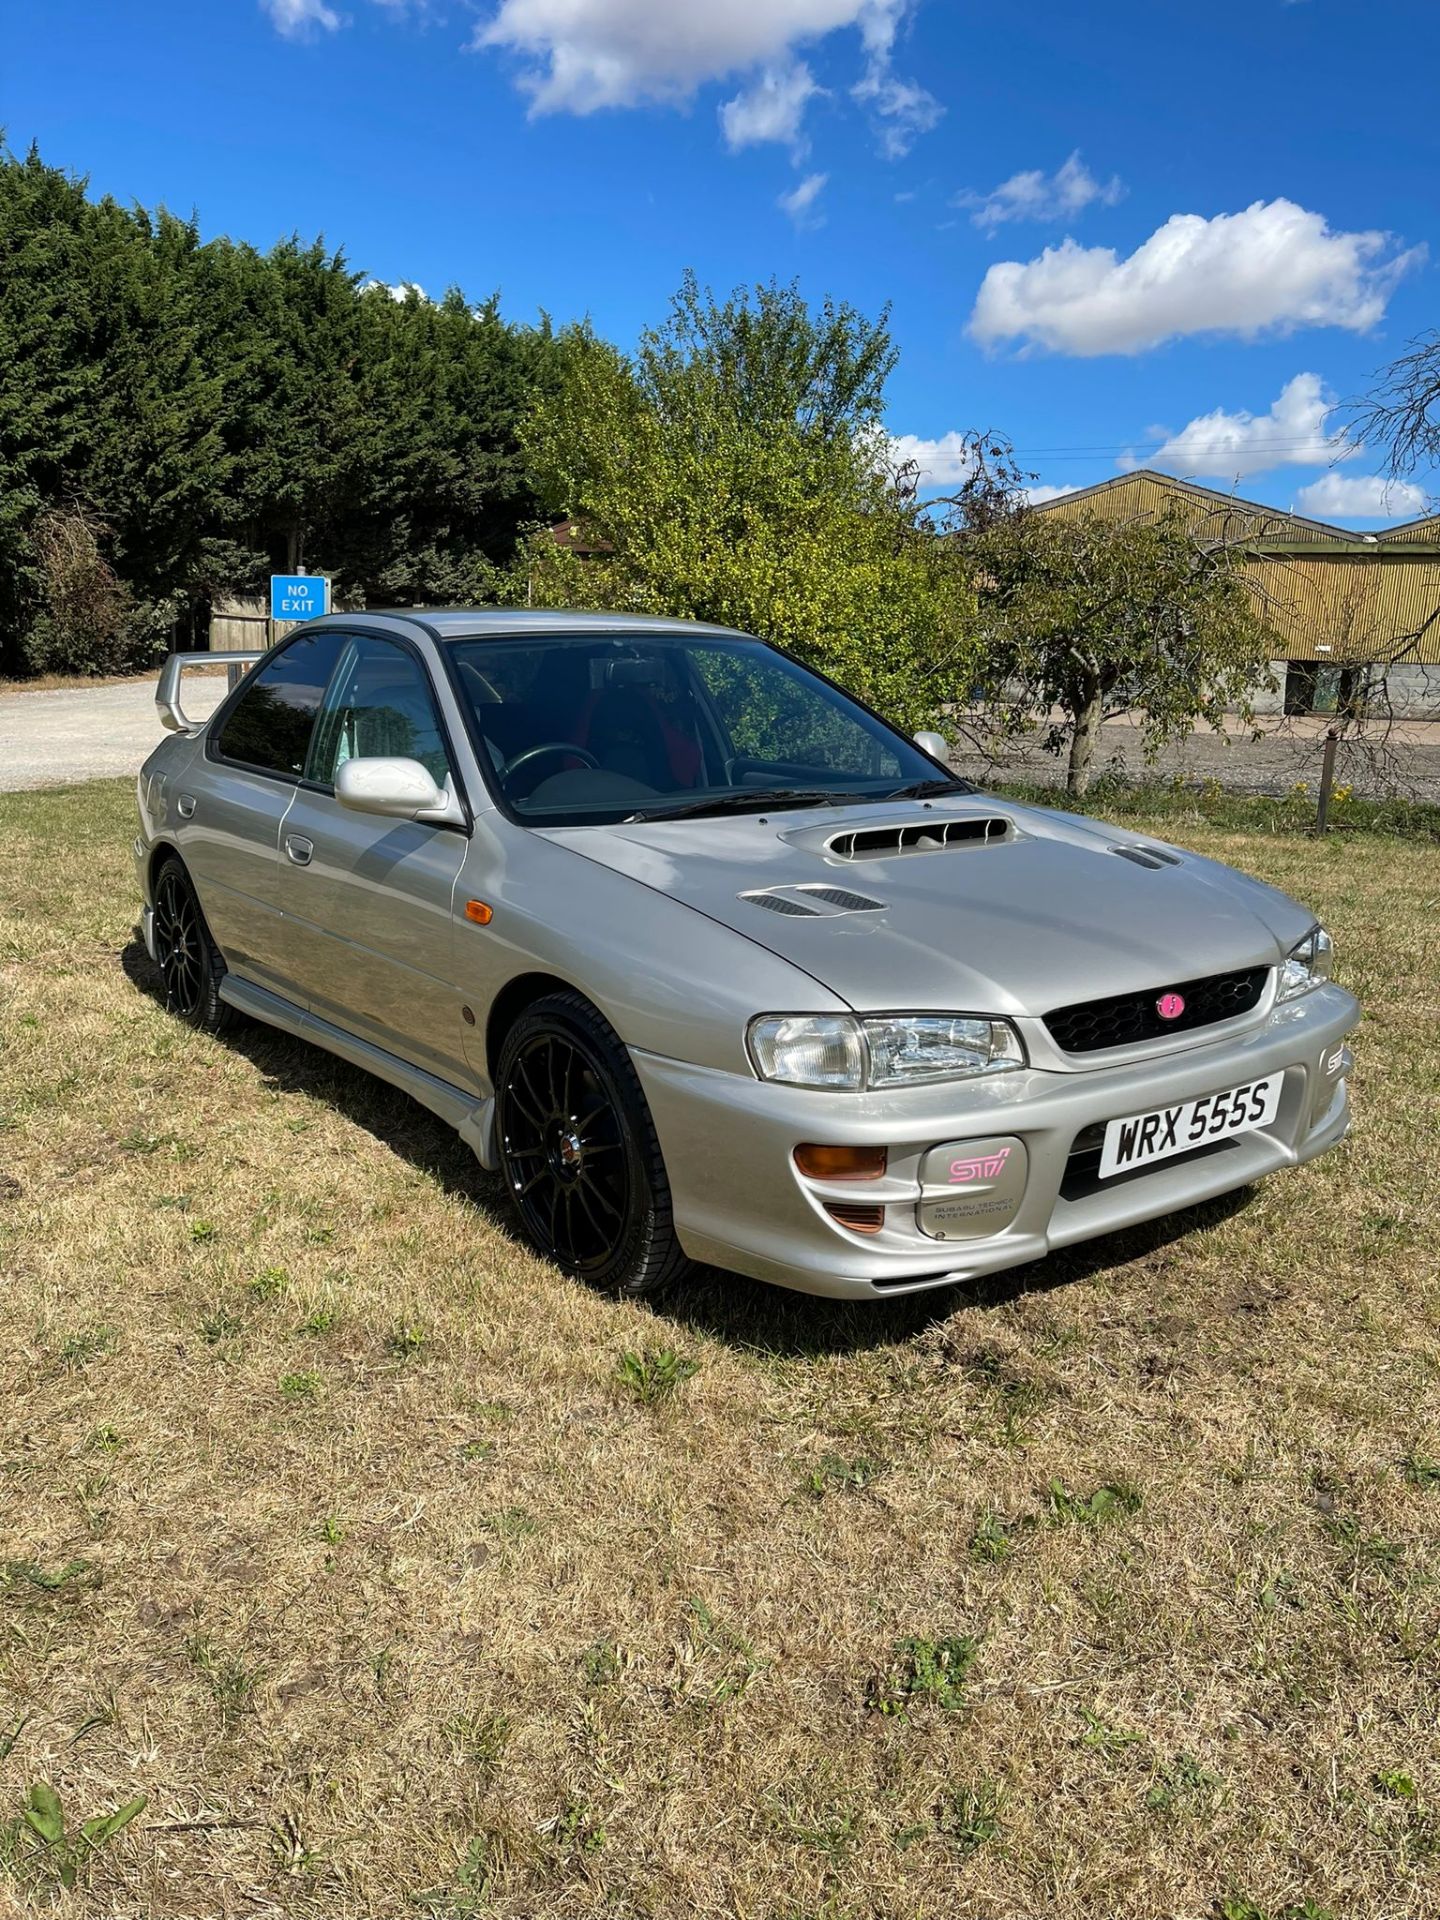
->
(1035, 471), (1440, 715)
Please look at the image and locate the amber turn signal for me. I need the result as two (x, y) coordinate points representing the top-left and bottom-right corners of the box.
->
(464, 900), (494, 925)
(823, 1201), (886, 1235)
(794, 1142), (887, 1182)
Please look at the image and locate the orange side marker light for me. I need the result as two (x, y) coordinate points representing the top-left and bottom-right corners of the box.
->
(794, 1143), (888, 1182)
(464, 900), (494, 926)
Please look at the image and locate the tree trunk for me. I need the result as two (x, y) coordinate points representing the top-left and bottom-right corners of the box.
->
(1067, 684), (1103, 796)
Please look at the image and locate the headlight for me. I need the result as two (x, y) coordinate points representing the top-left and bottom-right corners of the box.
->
(747, 1013), (1025, 1090)
(746, 1014), (867, 1090)
(1278, 925), (1334, 1001)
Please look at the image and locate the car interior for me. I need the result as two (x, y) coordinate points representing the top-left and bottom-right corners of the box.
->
(456, 644), (718, 812)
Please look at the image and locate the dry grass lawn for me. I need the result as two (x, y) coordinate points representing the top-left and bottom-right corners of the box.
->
(1, 779), (1437, 1919)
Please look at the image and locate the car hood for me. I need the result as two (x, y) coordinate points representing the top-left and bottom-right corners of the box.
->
(544, 795), (1316, 1017)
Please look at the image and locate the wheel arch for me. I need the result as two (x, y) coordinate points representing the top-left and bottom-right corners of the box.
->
(485, 970), (588, 1079)
(147, 838), (186, 898)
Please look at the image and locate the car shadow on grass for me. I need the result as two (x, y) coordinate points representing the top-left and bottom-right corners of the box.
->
(122, 937), (1255, 1359)
(121, 937), (521, 1248)
(660, 1187), (1255, 1357)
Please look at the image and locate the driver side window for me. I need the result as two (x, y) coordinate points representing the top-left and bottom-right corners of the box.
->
(305, 636), (453, 789)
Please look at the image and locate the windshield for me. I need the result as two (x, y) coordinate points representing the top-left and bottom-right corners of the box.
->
(448, 631), (960, 825)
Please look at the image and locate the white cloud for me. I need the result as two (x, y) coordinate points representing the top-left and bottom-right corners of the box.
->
(721, 62), (821, 151)
(473, 0), (940, 155)
(362, 279), (428, 301)
(1292, 473), (1428, 522)
(475, 0), (883, 114)
(959, 152), (1124, 232)
(263, 0), (340, 34)
(778, 171), (828, 224)
(1143, 373), (1353, 480)
(970, 198), (1422, 356)
(887, 433), (1081, 503)
(852, 67), (943, 160)
(888, 429), (974, 487)
(848, 0), (940, 157)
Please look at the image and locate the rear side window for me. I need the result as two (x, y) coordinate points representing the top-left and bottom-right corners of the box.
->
(212, 631), (348, 777)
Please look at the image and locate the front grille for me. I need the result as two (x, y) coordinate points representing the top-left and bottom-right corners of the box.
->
(1044, 966), (1268, 1055)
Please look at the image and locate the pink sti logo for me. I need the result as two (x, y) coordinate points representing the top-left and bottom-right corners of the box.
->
(1156, 991), (1186, 1021)
(949, 1146), (1011, 1185)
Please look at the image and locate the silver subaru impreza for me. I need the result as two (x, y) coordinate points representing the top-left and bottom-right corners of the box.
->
(136, 610), (1359, 1299)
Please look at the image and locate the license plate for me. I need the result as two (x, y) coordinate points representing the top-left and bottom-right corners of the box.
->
(1098, 1076), (1281, 1179)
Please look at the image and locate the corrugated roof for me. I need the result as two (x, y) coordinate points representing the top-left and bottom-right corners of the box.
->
(1377, 511), (1440, 545)
(1033, 470), (1440, 663)
(1036, 470), (1357, 545)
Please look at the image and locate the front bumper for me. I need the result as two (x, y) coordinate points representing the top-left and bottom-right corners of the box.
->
(633, 982), (1360, 1298)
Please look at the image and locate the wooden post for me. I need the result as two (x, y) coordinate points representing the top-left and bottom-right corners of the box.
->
(209, 595), (269, 692)
(1315, 726), (1340, 834)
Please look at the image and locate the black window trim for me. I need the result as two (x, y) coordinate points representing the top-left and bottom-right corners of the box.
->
(206, 623), (474, 832)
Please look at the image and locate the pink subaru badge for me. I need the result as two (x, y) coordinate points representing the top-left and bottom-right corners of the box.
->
(1156, 991), (1186, 1021)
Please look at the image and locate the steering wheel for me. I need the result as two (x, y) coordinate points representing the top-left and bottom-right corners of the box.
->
(502, 741), (600, 781)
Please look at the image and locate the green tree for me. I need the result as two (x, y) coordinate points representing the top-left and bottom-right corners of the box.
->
(959, 492), (1276, 796)
(520, 273), (976, 734)
(0, 141), (552, 675)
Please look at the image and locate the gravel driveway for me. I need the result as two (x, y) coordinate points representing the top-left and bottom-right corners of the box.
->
(0, 675), (227, 791)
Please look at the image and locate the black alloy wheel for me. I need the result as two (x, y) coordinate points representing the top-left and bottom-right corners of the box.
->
(152, 857), (232, 1033)
(495, 991), (690, 1296)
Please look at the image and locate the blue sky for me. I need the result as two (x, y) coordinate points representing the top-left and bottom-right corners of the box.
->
(4, 0), (1438, 522)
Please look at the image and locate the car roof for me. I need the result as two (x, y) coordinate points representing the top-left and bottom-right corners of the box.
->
(381, 609), (756, 643)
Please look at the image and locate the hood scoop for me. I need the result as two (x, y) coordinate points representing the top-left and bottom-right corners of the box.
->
(741, 884), (886, 918)
(826, 815), (1014, 862)
(1110, 843), (1184, 871)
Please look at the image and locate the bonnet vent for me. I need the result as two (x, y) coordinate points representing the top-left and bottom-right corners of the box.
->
(740, 885), (886, 918)
(1110, 843), (1183, 870)
(826, 815), (1013, 862)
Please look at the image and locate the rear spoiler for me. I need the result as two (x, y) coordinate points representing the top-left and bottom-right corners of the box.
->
(157, 651), (264, 735)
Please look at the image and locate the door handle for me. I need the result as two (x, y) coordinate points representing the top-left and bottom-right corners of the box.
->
(177, 793), (196, 818)
(284, 835), (314, 867)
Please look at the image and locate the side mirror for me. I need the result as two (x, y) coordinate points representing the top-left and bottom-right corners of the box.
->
(335, 757), (463, 825)
(913, 730), (950, 763)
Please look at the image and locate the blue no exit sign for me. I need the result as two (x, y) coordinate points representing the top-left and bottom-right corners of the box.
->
(270, 574), (330, 621)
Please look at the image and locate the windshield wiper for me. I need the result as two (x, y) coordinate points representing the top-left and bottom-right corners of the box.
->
(624, 788), (854, 824)
(880, 776), (977, 800)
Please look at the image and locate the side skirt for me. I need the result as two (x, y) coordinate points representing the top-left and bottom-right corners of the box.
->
(218, 975), (499, 1169)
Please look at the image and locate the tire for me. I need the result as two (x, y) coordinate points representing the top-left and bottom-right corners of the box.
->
(152, 855), (235, 1035)
(494, 990), (692, 1297)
